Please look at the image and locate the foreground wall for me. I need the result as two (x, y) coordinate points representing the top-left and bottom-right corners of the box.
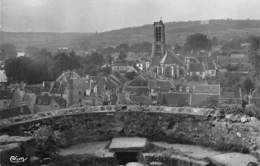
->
(0, 106), (259, 153)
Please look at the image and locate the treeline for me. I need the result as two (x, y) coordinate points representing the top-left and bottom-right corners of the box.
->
(4, 48), (107, 84)
(98, 41), (152, 55)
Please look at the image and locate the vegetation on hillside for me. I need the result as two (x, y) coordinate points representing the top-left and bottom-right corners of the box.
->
(2, 19), (260, 50)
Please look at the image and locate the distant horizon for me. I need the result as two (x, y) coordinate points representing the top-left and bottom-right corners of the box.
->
(1, 18), (260, 33)
(2, 0), (260, 33)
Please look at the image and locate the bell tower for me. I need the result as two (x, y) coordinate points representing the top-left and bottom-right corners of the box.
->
(152, 20), (166, 57)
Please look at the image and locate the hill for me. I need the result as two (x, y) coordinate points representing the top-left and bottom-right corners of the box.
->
(1, 19), (260, 50)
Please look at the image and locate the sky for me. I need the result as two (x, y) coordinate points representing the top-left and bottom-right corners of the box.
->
(1, 0), (260, 32)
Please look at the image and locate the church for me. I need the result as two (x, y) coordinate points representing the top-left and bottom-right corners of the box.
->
(149, 20), (185, 79)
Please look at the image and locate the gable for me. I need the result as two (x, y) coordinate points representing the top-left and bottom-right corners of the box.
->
(160, 52), (184, 66)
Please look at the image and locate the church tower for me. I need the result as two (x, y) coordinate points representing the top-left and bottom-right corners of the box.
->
(152, 20), (166, 57)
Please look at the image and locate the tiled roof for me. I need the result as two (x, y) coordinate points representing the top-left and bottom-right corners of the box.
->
(160, 52), (185, 66)
(158, 92), (189, 107)
(0, 105), (31, 119)
(151, 80), (175, 92)
(151, 56), (162, 66)
(56, 71), (80, 82)
(25, 82), (53, 94)
(127, 75), (148, 87)
(129, 95), (152, 105)
(50, 82), (66, 94)
(52, 96), (67, 107)
(35, 95), (51, 105)
(35, 95), (66, 107)
(192, 84), (220, 95)
(189, 63), (205, 72)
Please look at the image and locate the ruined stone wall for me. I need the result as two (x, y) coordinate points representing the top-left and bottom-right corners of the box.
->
(0, 106), (259, 153)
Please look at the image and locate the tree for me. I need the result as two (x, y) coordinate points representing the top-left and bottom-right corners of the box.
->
(118, 51), (127, 61)
(52, 51), (81, 78)
(211, 36), (219, 46)
(184, 33), (211, 52)
(25, 46), (39, 57)
(249, 36), (260, 78)
(174, 43), (182, 53)
(4, 56), (53, 84)
(243, 77), (255, 94)
(116, 43), (129, 52)
(86, 52), (104, 66)
(4, 57), (32, 83)
(0, 43), (17, 60)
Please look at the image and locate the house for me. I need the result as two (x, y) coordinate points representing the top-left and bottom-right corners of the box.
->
(124, 75), (150, 96)
(34, 94), (67, 112)
(22, 92), (37, 113)
(158, 83), (220, 107)
(124, 74), (153, 105)
(25, 81), (53, 95)
(150, 79), (175, 104)
(0, 105), (31, 119)
(205, 62), (217, 77)
(0, 90), (12, 110)
(230, 52), (248, 65)
(190, 84), (220, 107)
(112, 62), (138, 73)
(187, 63), (206, 80)
(158, 92), (190, 107)
(216, 54), (230, 67)
(50, 71), (90, 106)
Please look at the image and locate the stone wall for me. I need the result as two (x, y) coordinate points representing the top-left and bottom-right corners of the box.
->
(0, 106), (259, 153)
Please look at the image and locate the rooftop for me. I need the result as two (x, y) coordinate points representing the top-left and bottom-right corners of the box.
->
(189, 63), (205, 72)
(109, 137), (147, 152)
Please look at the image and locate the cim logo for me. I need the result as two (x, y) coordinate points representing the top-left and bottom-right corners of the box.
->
(9, 155), (28, 164)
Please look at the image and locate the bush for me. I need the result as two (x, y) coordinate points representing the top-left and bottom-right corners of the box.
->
(245, 104), (260, 118)
(33, 126), (57, 157)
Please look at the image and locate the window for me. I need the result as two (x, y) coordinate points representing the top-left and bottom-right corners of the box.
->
(155, 26), (162, 41)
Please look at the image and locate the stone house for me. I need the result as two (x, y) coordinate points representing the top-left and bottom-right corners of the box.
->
(34, 94), (67, 112)
(150, 80), (176, 104)
(230, 52), (248, 65)
(0, 105), (31, 119)
(158, 83), (220, 107)
(187, 63), (206, 80)
(112, 62), (138, 73)
(50, 71), (92, 106)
